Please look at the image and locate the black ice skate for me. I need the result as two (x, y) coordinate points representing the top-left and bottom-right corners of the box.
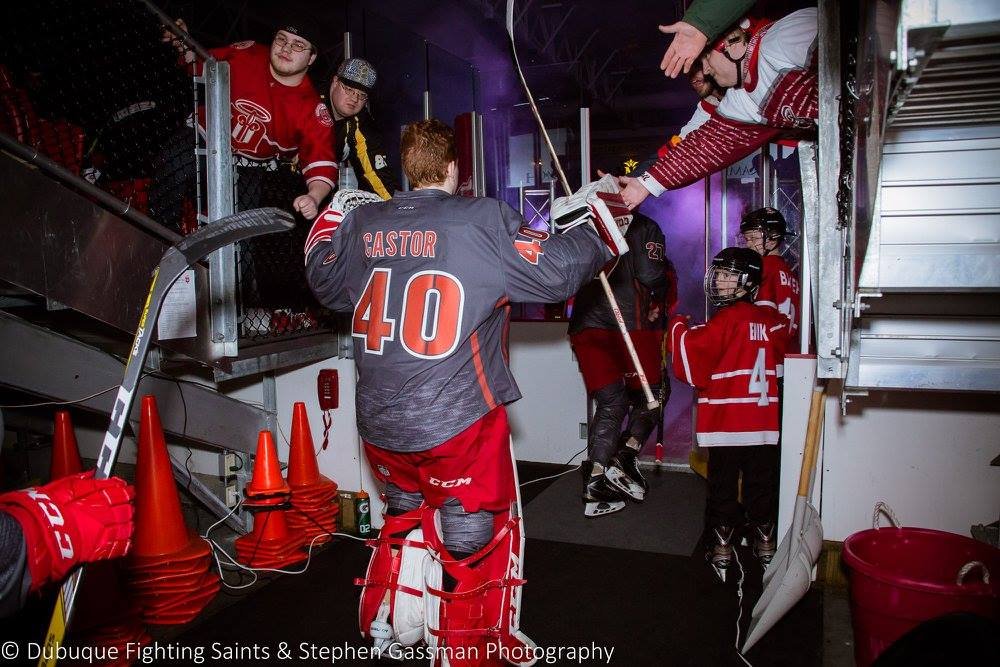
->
(706, 525), (735, 582)
(752, 522), (777, 566)
(581, 461), (626, 518)
(610, 444), (648, 501)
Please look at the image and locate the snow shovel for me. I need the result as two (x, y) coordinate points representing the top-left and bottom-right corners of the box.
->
(742, 385), (826, 653)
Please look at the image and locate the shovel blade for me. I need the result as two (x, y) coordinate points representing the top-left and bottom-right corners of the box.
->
(763, 500), (820, 587)
(742, 549), (815, 654)
(754, 504), (823, 618)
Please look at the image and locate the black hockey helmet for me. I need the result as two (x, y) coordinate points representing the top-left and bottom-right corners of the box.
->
(704, 247), (762, 307)
(740, 206), (787, 238)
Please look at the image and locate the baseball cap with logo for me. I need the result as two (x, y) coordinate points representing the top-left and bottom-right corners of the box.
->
(337, 58), (378, 94)
(276, 14), (319, 52)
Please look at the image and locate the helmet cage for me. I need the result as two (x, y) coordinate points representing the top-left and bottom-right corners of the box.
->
(703, 265), (759, 307)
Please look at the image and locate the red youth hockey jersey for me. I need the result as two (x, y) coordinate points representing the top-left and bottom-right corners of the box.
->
(201, 42), (336, 189)
(756, 253), (800, 341)
(305, 189), (612, 452)
(670, 302), (789, 447)
(639, 8), (817, 195)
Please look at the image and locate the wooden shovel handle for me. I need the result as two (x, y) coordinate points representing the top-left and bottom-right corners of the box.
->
(797, 387), (826, 497)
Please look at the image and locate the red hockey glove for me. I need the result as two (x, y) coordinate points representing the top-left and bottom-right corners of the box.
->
(0, 472), (135, 592)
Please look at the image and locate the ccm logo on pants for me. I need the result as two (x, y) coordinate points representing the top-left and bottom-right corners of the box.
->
(429, 476), (472, 488)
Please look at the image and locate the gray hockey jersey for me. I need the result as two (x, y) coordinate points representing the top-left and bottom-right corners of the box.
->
(306, 188), (612, 452)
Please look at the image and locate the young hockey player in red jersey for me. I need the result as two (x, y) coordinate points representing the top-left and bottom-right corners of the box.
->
(305, 119), (629, 665)
(668, 248), (789, 579)
(741, 206), (800, 339)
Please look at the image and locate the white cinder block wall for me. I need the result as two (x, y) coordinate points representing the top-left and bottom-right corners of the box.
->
(820, 386), (1000, 541)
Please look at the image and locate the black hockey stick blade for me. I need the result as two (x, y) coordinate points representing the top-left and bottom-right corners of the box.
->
(38, 207), (293, 667)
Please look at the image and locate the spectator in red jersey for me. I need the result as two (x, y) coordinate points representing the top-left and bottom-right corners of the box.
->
(152, 15), (336, 229)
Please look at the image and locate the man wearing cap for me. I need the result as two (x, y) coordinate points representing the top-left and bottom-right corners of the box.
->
(155, 17), (336, 223)
(615, 8), (817, 211)
(328, 58), (397, 200)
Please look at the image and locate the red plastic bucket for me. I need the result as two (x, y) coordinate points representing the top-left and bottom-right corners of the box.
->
(843, 526), (999, 666)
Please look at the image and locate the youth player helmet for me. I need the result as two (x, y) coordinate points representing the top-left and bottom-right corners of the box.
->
(704, 247), (762, 307)
(709, 17), (769, 88)
(740, 206), (788, 247)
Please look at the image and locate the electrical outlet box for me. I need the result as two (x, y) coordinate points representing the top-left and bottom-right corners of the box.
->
(580, 423), (588, 439)
(225, 485), (240, 508)
(220, 451), (237, 480)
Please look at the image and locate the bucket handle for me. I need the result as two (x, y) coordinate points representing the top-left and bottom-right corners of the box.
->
(957, 561), (990, 586)
(872, 501), (901, 529)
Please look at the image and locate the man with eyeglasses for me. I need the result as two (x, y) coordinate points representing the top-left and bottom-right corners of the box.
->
(328, 58), (397, 200)
(154, 16), (336, 226)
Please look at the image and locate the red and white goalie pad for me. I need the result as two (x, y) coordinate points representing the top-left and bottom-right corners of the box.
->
(422, 503), (537, 667)
(304, 188), (383, 264)
(551, 175), (631, 256)
(356, 507), (440, 652)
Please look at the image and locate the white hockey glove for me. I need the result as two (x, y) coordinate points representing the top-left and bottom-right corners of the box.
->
(304, 188), (383, 264)
(551, 175), (631, 256)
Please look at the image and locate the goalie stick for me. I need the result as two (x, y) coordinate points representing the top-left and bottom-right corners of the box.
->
(505, 0), (657, 409)
(37, 207), (295, 667)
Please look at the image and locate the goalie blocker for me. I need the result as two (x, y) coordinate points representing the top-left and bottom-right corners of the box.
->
(551, 175), (631, 257)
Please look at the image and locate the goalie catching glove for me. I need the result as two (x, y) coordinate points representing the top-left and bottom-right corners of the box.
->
(551, 174), (631, 257)
(0, 471), (135, 592)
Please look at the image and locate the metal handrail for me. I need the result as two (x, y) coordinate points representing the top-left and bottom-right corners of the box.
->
(0, 131), (181, 245)
(140, 0), (213, 63)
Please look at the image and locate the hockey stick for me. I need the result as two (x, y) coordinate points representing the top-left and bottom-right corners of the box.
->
(37, 207), (295, 667)
(505, 0), (657, 409)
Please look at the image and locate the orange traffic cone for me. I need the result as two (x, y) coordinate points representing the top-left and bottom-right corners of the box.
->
(287, 403), (320, 487)
(244, 430), (291, 500)
(132, 396), (189, 558)
(49, 410), (83, 479)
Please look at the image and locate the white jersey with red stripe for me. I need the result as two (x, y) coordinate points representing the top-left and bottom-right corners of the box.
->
(670, 302), (789, 447)
(639, 7), (817, 196)
(198, 42), (337, 189)
(305, 188), (612, 452)
(756, 254), (800, 341)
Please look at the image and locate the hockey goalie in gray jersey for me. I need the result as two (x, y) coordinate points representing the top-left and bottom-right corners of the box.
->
(305, 120), (628, 666)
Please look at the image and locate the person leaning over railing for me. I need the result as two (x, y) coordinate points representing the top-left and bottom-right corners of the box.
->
(616, 7), (818, 212)
(151, 13), (336, 230)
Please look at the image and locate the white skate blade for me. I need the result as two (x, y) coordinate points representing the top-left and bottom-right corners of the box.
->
(605, 466), (645, 501)
(584, 500), (626, 517)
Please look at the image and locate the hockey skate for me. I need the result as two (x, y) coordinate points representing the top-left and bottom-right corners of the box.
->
(581, 461), (627, 518)
(706, 525), (735, 582)
(610, 441), (648, 501)
(752, 522), (777, 566)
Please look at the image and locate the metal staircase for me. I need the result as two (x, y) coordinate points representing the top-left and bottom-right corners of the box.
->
(812, 0), (1000, 399)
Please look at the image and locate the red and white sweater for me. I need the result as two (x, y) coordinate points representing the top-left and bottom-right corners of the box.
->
(640, 8), (818, 196)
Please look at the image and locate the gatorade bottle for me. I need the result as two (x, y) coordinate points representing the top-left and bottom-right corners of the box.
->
(356, 490), (371, 537)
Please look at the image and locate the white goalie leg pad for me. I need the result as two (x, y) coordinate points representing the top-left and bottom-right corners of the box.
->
(422, 504), (538, 667)
(355, 508), (438, 650)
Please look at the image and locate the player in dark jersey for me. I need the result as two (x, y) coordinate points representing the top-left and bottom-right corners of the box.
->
(0, 473), (134, 618)
(305, 119), (627, 665)
(668, 248), (789, 580)
(568, 212), (672, 517)
(328, 58), (398, 200)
